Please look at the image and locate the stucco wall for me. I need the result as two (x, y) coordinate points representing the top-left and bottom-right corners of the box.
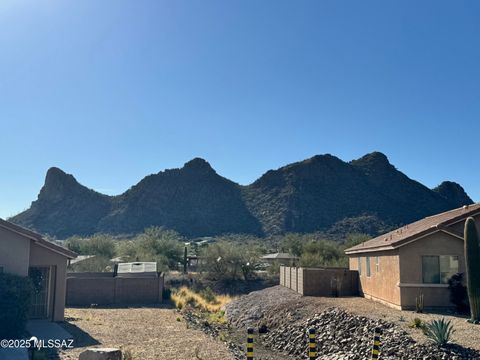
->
(29, 243), (69, 321)
(279, 266), (358, 296)
(0, 226), (30, 276)
(398, 232), (465, 309)
(349, 250), (401, 308)
(66, 273), (164, 306)
(447, 213), (480, 235)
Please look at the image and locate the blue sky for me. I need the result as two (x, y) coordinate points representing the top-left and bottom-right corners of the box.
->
(1, 0), (479, 219)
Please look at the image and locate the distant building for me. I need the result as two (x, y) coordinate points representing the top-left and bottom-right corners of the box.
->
(345, 204), (480, 310)
(261, 252), (298, 266)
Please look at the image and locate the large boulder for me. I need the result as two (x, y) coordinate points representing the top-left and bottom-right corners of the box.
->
(78, 348), (122, 360)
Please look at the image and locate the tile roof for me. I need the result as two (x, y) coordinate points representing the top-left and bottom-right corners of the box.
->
(345, 203), (480, 254)
(0, 218), (77, 259)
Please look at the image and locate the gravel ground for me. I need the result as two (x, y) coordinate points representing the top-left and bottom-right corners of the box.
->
(226, 286), (480, 355)
(59, 307), (233, 360)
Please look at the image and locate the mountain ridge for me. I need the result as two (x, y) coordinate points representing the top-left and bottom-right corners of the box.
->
(9, 152), (474, 238)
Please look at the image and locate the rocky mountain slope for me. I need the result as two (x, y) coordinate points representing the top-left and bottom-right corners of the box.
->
(9, 152), (473, 238)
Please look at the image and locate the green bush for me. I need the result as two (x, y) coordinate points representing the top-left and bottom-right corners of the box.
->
(408, 317), (425, 330)
(117, 227), (184, 272)
(200, 241), (260, 281)
(448, 273), (470, 314)
(65, 234), (116, 258)
(201, 287), (218, 304)
(69, 256), (112, 272)
(0, 273), (34, 339)
(424, 318), (455, 346)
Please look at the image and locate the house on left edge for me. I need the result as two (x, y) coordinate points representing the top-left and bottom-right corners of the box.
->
(0, 218), (76, 321)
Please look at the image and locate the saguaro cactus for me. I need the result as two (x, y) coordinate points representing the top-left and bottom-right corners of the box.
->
(464, 217), (480, 323)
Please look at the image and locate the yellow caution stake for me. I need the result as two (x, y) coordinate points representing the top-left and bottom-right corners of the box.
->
(308, 328), (316, 359)
(371, 327), (382, 359)
(247, 327), (254, 360)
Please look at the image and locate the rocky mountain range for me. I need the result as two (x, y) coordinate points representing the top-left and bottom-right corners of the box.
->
(9, 152), (473, 239)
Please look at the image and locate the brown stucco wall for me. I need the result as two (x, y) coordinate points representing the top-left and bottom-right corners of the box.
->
(398, 232), (465, 309)
(29, 243), (69, 321)
(66, 273), (164, 306)
(349, 250), (401, 308)
(279, 266), (358, 296)
(0, 226), (30, 276)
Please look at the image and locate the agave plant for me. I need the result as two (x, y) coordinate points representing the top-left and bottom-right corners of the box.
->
(423, 318), (455, 346)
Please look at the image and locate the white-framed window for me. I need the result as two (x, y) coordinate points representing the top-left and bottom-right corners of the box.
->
(375, 256), (380, 273)
(422, 255), (459, 284)
(366, 256), (371, 277)
(358, 257), (362, 276)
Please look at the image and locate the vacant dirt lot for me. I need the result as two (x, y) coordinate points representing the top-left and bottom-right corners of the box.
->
(59, 307), (233, 360)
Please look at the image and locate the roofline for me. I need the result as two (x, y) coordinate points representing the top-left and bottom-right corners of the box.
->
(345, 227), (436, 255)
(0, 219), (77, 259)
(345, 207), (480, 254)
(345, 226), (464, 255)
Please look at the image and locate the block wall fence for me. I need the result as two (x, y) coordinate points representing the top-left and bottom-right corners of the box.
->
(66, 272), (164, 306)
(280, 266), (358, 296)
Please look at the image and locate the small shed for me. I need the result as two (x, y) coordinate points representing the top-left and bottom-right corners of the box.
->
(115, 262), (157, 277)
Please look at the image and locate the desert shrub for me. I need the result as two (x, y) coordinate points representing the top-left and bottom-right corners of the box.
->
(280, 234), (304, 256)
(64, 236), (84, 254)
(171, 287), (232, 313)
(117, 227), (184, 272)
(409, 317), (425, 329)
(448, 273), (470, 314)
(201, 287), (218, 304)
(200, 242), (260, 281)
(65, 234), (116, 259)
(424, 318), (455, 346)
(299, 240), (347, 267)
(0, 273), (34, 339)
(69, 256), (112, 272)
(267, 261), (281, 276)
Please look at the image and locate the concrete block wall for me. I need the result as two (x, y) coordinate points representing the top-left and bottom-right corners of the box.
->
(66, 273), (164, 306)
(279, 266), (358, 297)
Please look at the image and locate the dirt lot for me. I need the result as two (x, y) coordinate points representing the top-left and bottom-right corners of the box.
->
(59, 307), (233, 360)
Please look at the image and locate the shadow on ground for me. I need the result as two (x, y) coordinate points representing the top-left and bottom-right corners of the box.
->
(59, 322), (99, 349)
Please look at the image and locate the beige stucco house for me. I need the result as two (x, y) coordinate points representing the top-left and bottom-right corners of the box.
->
(0, 219), (76, 321)
(345, 204), (480, 310)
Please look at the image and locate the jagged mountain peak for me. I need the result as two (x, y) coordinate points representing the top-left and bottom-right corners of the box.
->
(350, 151), (392, 169)
(40, 167), (85, 200)
(45, 166), (76, 185)
(433, 181), (473, 208)
(9, 152), (474, 238)
(183, 157), (214, 172)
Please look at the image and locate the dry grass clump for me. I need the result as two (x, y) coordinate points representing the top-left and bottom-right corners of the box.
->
(171, 286), (232, 313)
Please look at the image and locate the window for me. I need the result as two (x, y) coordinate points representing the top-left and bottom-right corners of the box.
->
(375, 256), (380, 273)
(366, 256), (371, 277)
(358, 257), (362, 276)
(422, 255), (459, 284)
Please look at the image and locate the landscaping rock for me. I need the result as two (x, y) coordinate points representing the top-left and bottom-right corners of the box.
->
(259, 308), (480, 359)
(78, 348), (122, 360)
